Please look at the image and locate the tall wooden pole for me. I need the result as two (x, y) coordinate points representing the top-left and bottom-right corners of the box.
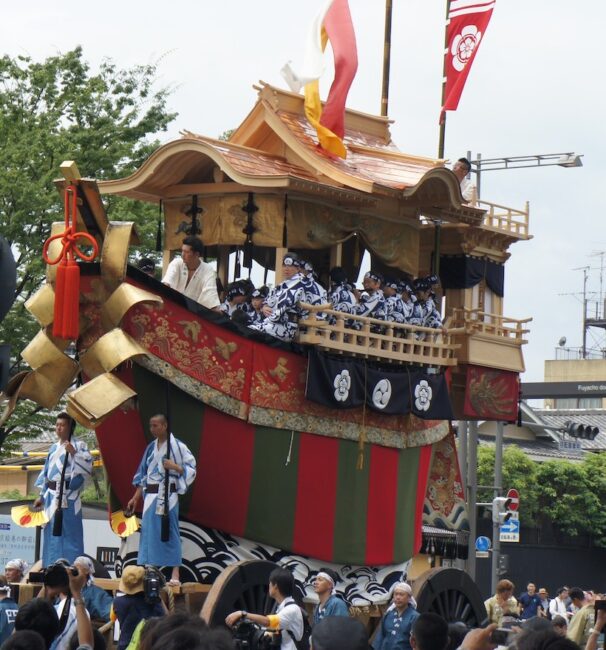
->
(434, 0), (451, 276)
(380, 0), (393, 117)
(438, 0), (450, 158)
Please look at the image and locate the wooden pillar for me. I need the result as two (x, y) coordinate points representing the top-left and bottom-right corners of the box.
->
(162, 249), (172, 277)
(274, 247), (287, 285)
(216, 246), (230, 289)
(330, 243), (343, 269)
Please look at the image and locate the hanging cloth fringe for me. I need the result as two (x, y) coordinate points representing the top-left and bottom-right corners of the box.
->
(42, 185), (99, 340)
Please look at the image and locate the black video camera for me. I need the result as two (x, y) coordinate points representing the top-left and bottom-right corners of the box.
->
(232, 620), (281, 650)
(42, 561), (78, 588)
(143, 565), (165, 604)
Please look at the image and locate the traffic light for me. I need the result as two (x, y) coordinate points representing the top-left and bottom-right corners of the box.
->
(492, 497), (512, 524)
(564, 420), (599, 440)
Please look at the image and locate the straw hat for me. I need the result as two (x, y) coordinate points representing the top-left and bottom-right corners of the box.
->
(118, 566), (145, 595)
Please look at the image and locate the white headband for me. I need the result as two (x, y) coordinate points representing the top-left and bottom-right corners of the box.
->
(5, 559), (28, 574)
(316, 571), (335, 586)
(0, 585), (11, 598)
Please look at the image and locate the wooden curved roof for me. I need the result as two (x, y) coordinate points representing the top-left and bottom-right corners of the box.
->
(99, 82), (484, 225)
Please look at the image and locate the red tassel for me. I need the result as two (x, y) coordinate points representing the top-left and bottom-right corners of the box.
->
(44, 185), (98, 341)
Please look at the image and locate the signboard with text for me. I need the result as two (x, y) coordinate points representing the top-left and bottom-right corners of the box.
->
(500, 511), (520, 543)
(0, 515), (37, 569)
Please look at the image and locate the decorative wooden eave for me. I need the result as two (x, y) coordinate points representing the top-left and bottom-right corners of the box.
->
(97, 136), (376, 207)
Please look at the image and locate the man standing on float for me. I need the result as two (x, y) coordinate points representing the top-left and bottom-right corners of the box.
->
(34, 412), (92, 566)
(127, 414), (196, 586)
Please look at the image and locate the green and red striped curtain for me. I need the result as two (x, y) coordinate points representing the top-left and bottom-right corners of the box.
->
(97, 365), (433, 566)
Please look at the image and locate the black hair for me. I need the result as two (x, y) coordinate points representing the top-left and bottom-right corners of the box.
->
(150, 626), (234, 650)
(269, 567), (295, 598)
(568, 588), (585, 601)
(137, 257), (156, 273)
(1, 630), (47, 650)
(412, 613), (449, 650)
(446, 622), (469, 650)
(457, 157), (472, 173)
(56, 412), (75, 435)
(182, 236), (204, 256)
(318, 567), (339, 585)
(150, 413), (168, 426)
(15, 598), (60, 649)
(330, 266), (348, 285)
(552, 616), (568, 629)
(230, 309), (251, 326)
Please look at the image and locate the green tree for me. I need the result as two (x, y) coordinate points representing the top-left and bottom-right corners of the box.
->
(0, 47), (176, 447)
(476, 444), (538, 526)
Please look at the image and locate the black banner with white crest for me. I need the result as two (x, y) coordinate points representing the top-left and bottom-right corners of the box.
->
(306, 349), (452, 420)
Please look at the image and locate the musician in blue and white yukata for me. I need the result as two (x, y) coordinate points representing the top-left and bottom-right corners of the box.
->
(398, 281), (422, 326)
(328, 267), (356, 326)
(127, 414), (196, 586)
(383, 278), (407, 324)
(220, 280), (249, 317)
(413, 277), (443, 330)
(247, 286), (268, 327)
(34, 412), (93, 566)
(256, 252), (308, 341)
(354, 271), (386, 329)
(302, 261), (328, 308)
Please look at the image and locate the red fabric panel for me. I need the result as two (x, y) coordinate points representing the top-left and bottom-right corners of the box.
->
(191, 406), (255, 535)
(321, 0), (358, 139)
(365, 445), (399, 565)
(414, 445), (434, 553)
(463, 365), (519, 420)
(95, 367), (148, 508)
(291, 434), (339, 559)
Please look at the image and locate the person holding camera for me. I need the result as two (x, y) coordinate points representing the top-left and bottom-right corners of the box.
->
(112, 566), (166, 650)
(33, 413), (93, 567)
(126, 414), (196, 586)
(225, 568), (304, 650)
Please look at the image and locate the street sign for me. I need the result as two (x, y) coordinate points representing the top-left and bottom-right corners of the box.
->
(475, 535), (491, 558)
(506, 488), (520, 511)
(500, 511), (520, 542)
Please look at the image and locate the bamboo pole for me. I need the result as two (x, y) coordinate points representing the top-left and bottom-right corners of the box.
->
(438, 0), (451, 158)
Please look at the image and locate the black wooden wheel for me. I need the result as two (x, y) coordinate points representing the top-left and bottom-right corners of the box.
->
(412, 568), (487, 628)
(200, 560), (278, 626)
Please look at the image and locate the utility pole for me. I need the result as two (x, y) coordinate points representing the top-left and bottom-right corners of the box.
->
(491, 421), (504, 594)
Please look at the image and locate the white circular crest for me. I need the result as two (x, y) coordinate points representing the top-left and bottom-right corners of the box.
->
(372, 379), (392, 410)
(451, 25), (482, 72)
(414, 379), (433, 412)
(333, 370), (351, 402)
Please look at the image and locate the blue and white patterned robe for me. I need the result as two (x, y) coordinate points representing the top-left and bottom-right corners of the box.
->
(354, 290), (386, 331)
(385, 295), (407, 323)
(35, 438), (92, 566)
(256, 273), (307, 341)
(417, 297), (443, 329)
(133, 435), (196, 567)
(328, 282), (357, 326)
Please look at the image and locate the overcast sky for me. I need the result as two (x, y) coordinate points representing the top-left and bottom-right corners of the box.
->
(4, 1), (605, 381)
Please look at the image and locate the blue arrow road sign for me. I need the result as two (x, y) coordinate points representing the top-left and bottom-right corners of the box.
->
(475, 536), (491, 551)
(500, 513), (520, 542)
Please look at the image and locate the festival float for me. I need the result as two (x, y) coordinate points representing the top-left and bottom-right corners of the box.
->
(0, 0), (531, 630)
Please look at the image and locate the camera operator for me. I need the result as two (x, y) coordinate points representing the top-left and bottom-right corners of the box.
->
(225, 568), (303, 650)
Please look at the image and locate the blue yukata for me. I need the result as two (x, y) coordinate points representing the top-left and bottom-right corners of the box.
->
(35, 438), (92, 566)
(0, 596), (18, 644)
(82, 582), (113, 621)
(312, 594), (349, 627)
(372, 606), (419, 650)
(417, 297), (442, 329)
(385, 295), (407, 323)
(256, 273), (308, 341)
(329, 282), (356, 315)
(354, 290), (386, 332)
(133, 434), (196, 566)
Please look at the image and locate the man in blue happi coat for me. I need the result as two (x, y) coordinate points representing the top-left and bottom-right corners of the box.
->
(256, 252), (309, 341)
(373, 582), (419, 650)
(127, 414), (196, 585)
(311, 568), (349, 628)
(34, 412), (93, 566)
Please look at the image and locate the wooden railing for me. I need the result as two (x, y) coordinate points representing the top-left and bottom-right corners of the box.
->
(295, 303), (462, 368)
(449, 308), (531, 344)
(473, 199), (530, 238)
